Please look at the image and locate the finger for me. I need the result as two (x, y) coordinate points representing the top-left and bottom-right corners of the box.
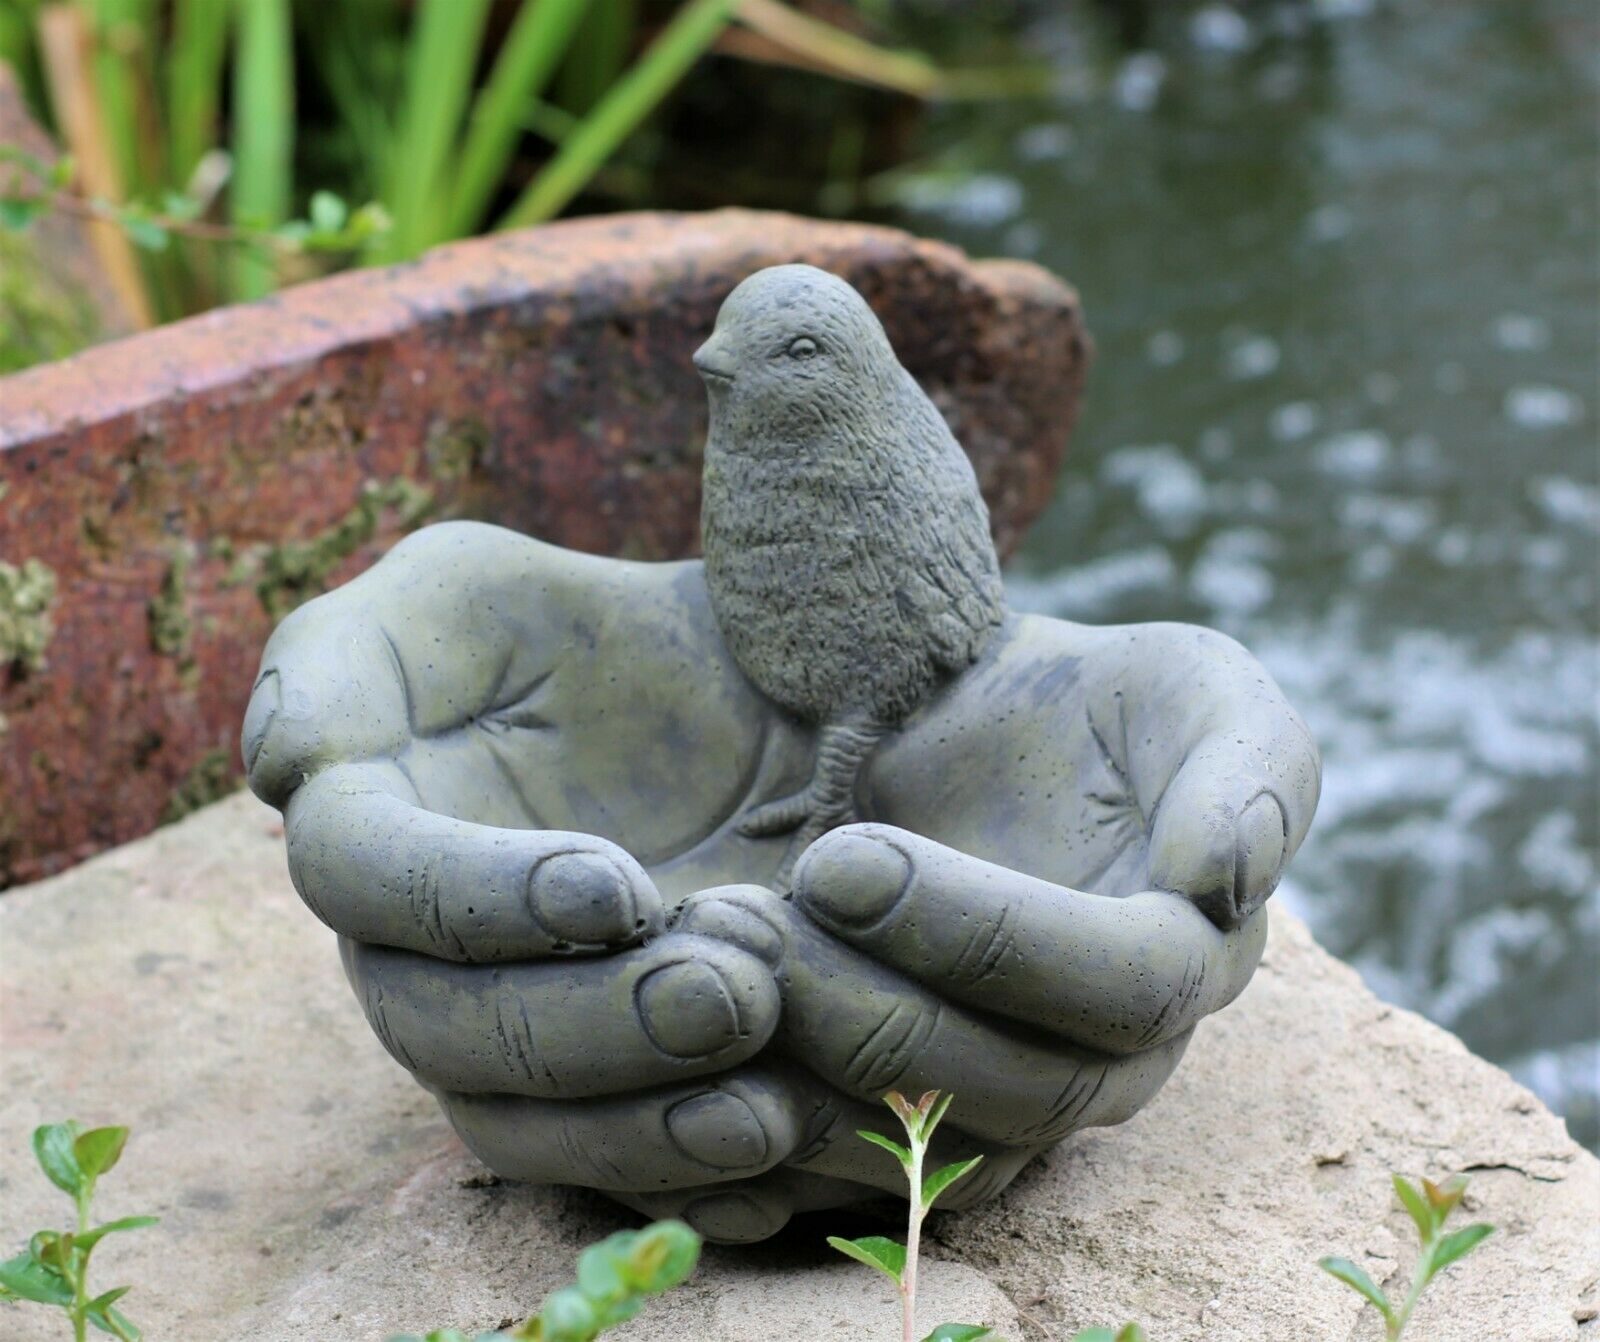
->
(791, 824), (1266, 1054)
(243, 523), (545, 809)
(286, 763), (663, 961)
(1147, 724), (1319, 929)
(344, 931), (779, 1098)
(444, 1043), (1031, 1210)
(614, 1169), (875, 1244)
(242, 593), (411, 810)
(676, 888), (1188, 1147)
(435, 1066), (811, 1192)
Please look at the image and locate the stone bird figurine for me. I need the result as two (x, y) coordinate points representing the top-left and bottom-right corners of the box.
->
(695, 264), (1006, 884)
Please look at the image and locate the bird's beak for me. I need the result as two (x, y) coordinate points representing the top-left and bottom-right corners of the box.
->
(693, 337), (735, 385)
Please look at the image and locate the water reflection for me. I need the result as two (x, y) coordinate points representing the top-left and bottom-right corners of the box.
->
(896, 0), (1598, 1145)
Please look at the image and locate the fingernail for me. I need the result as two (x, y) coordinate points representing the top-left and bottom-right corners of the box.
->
(1234, 793), (1287, 914)
(526, 852), (639, 947)
(636, 961), (741, 1058)
(677, 899), (784, 968)
(680, 1190), (789, 1243)
(666, 1092), (770, 1169)
(794, 831), (911, 927)
(241, 668), (280, 773)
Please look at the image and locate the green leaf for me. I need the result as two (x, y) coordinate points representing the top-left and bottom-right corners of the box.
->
(1392, 1174), (1433, 1242)
(620, 1219), (700, 1294)
(50, 155), (77, 188)
(32, 1121), (83, 1194)
(1317, 1257), (1392, 1320)
(1428, 1223), (1494, 1277)
(1114, 1327), (1149, 1342)
(0, 197), (44, 230)
(1421, 1175), (1467, 1218)
(574, 1233), (629, 1301)
(827, 1235), (906, 1283)
(76, 1216), (160, 1252)
(31, 1230), (72, 1273)
(922, 1326), (993, 1341)
(1069, 1331), (1116, 1342)
(122, 216), (171, 253)
(922, 1092), (955, 1140)
(923, 1156), (984, 1210)
(0, 1250), (72, 1305)
(74, 1126), (130, 1180)
(857, 1129), (913, 1167)
(87, 1297), (142, 1340)
(161, 192), (203, 222)
(309, 190), (348, 233)
(535, 1284), (599, 1339)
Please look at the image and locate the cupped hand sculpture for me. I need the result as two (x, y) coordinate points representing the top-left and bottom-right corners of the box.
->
(242, 267), (1320, 1245)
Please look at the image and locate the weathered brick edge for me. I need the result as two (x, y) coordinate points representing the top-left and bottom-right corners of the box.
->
(0, 209), (1090, 886)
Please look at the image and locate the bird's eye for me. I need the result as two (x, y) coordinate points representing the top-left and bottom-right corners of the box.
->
(787, 336), (818, 359)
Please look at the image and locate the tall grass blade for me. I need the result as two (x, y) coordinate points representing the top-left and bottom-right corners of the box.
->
(84, 0), (161, 197)
(500, 0), (736, 229)
(733, 0), (940, 97)
(446, 0), (592, 239)
(555, 0), (633, 115)
(230, 0), (292, 299)
(381, 0), (493, 260)
(167, 0), (231, 183)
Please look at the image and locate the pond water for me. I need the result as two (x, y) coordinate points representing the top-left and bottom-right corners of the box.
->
(889, 0), (1598, 1147)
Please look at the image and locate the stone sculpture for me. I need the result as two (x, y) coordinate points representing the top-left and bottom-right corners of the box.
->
(698, 266), (1006, 882)
(244, 265), (1320, 1245)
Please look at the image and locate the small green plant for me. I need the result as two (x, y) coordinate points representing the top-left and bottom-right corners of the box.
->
(0, 1121), (159, 1342)
(827, 1089), (993, 1342)
(390, 1217), (701, 1342)
(1069, 1328), (1147, 1342)
(1319, 1174), (1494, 1340)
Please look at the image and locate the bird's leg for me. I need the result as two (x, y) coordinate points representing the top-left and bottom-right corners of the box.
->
(739, 718), (886, 889)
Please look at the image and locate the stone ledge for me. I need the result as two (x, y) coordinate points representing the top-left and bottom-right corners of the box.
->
(0, 793), (1594, 1340)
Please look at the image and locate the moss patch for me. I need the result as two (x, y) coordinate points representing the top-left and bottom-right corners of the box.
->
(250, 477), (435, 620)
(160, 748), (241, 826)
(148, 544), (194, 660)
(0, 558), (57, 671)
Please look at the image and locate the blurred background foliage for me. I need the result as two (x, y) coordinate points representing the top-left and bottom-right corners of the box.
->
(0, 0), (1595, 1152)
(0, 0), (1026, 332)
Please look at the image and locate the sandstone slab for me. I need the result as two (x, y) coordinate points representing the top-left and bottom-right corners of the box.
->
(1, 794), (1594, 1340)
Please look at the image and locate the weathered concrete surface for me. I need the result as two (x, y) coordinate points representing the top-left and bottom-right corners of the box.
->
(0, 210), (1088, 888)
(1, 794), (1594, 1341)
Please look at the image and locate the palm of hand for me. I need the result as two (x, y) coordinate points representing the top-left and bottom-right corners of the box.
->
(245, 522), (1317, 1242)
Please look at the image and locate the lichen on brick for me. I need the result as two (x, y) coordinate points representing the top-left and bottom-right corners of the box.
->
(148, 544), (195, 660)
(425, 416), (491, 480)
(0, 558), (57, 672)
(159, 747), (240, 825)
(252, 477), (436, 619)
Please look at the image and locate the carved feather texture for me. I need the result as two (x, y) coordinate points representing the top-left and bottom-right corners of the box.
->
(699, 266), (1006, 728)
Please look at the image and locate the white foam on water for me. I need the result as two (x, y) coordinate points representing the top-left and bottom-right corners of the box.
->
(1491, 313), (1552, 352)
(1270, 401), (1320, 442)
(1505, 384), (1585, 429)
(1100, 444), (1210, 533)
(1225, 333), (1282, 380)
(1115, 52), (1168, 112)
(1005, 546), (1178, 620)
(1315, 429), (1392, 480)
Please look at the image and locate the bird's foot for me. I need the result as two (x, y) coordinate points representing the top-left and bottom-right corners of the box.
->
(736, 786), (857, 838)
(737, 718), (885, 890)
